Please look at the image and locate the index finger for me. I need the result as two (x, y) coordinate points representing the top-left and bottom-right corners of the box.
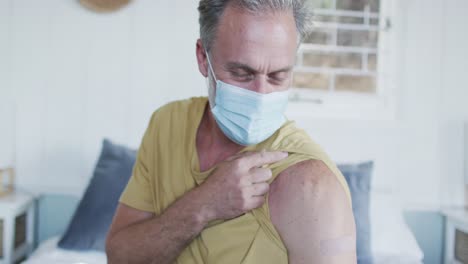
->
(225, 151), (257, 162)
(245, 151), (289, 168)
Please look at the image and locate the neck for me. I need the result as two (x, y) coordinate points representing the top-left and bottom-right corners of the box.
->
(196, 102), (244, 170)
(203, 105), (243, 151)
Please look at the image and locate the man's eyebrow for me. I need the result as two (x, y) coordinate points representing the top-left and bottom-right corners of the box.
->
(224, 62), (294, 74)
(270, 66), (294, 74)
(225, 62), (257, 74)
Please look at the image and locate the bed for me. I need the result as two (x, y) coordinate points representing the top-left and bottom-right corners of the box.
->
(22, 191), (428, 264)
(21, 140), (437, 264)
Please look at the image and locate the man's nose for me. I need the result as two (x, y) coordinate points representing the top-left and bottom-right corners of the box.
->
(252, 76), (273, 94)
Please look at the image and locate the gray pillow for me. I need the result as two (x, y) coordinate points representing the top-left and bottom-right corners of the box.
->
(338, 161), (374, 264)
(58, 139), (136, 251)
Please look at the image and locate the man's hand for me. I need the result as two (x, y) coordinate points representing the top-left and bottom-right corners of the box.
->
(197, 151), (288, 221)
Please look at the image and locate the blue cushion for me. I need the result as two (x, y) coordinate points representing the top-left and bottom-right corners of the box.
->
(338, 161), (374, 264)
(58, 139), (136, 251)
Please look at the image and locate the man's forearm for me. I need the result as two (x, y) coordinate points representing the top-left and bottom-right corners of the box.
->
(106, 188), (210, 264)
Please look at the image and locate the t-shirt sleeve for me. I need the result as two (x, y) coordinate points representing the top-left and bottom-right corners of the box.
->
(119, 112), (157, 213)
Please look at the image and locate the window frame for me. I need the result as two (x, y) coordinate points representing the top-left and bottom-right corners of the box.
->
(287, 0), (398, 120)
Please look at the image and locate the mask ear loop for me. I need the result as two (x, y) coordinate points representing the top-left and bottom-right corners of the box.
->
(205, 49), (218, 109)
(204, 49), (218, 82)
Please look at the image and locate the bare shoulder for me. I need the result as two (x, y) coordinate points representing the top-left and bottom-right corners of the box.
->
(268, 159), (356, 263)
(269, 159), (348, 207)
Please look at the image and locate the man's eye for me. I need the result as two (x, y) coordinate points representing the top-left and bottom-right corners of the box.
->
(270, 72), (289, 82)
(232, 71), (253, 80)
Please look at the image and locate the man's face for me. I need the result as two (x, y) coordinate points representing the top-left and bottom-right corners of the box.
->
(207, 5), (298, 94)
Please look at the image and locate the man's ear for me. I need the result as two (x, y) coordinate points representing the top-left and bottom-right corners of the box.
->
(195, 39), (209, 78)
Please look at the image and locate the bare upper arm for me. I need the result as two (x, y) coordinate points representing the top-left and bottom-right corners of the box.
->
(268, 159), (356, 264)
(107, 203), (155, 241)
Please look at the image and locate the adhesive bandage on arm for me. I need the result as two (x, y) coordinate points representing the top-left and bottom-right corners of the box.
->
(320, 235), (355, 256)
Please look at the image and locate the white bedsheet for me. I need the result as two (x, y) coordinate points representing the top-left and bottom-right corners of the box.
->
(22, 237), (107, 264)
(373, 255), (423, 264)
(370, 192), (424, 264)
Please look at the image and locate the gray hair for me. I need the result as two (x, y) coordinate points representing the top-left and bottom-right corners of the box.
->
(198, 0), (312, 51)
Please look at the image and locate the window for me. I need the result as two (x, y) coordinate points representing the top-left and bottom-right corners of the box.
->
(288, 0), (397, 120)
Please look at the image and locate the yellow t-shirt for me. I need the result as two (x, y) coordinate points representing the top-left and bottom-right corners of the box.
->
(120, 97), (351, 264)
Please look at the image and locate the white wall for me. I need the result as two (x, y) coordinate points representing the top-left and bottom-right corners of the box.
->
(1, 0), (205, 195)
(0, 0), (14, 168)
(0, 0), (467, 209)
(438, 0), (468, 207)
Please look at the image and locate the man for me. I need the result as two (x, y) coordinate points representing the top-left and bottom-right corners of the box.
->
(106, 0), (356, 263)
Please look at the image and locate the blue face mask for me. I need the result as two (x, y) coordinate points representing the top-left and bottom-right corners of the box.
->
(205, 51), (290, 146)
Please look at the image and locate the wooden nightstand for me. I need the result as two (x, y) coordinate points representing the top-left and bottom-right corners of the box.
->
(444, 208), (468, 264)
(0, 192), (36, 264)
